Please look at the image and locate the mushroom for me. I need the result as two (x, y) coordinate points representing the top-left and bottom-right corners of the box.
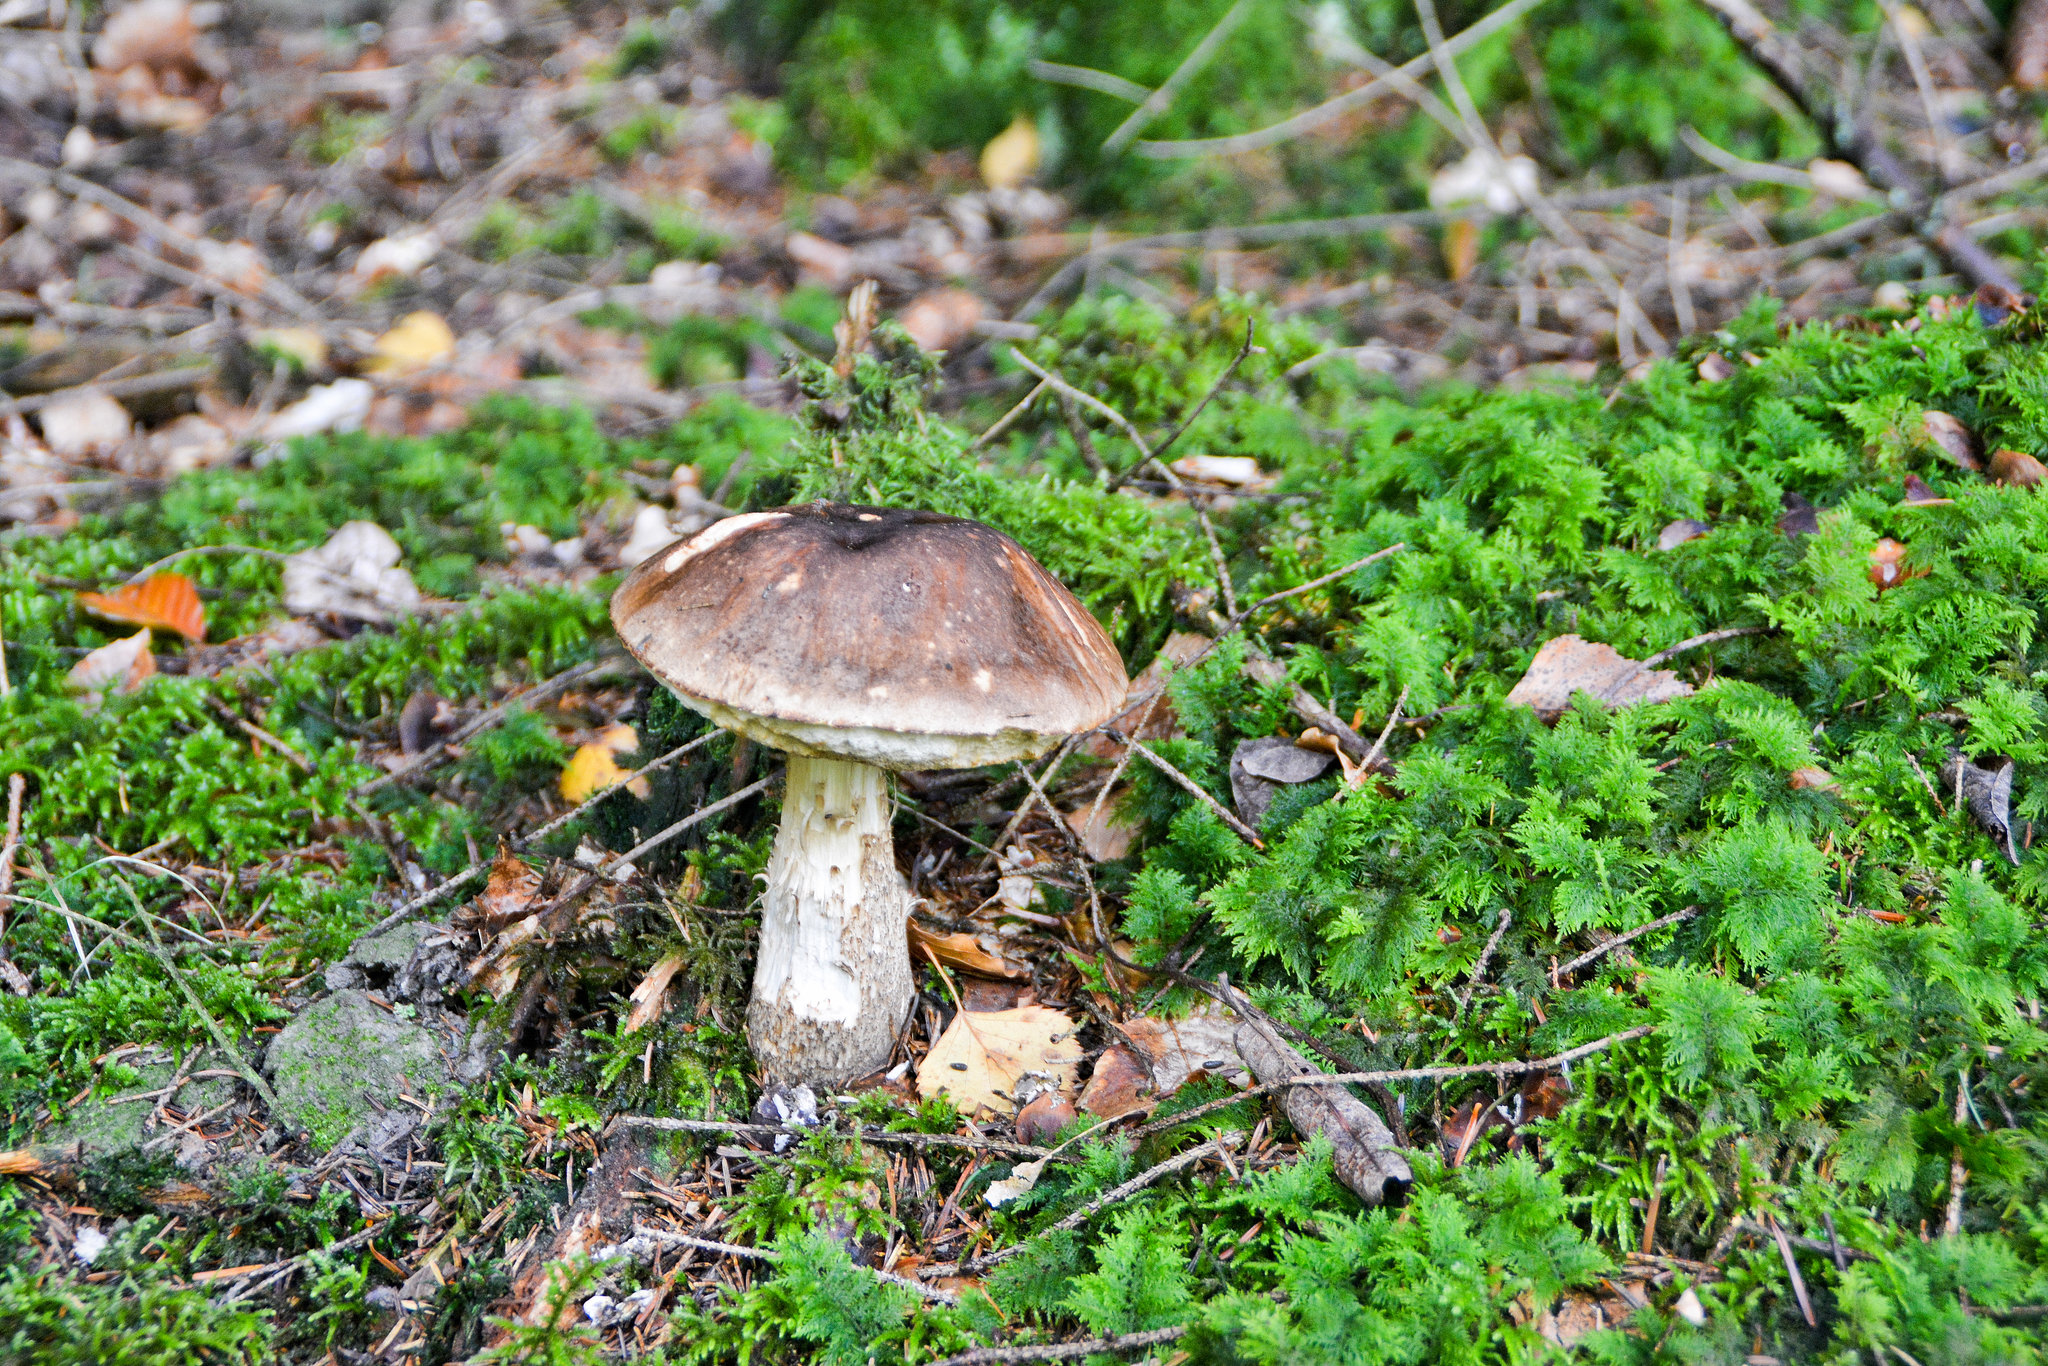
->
(611, 503), (1128, 1086)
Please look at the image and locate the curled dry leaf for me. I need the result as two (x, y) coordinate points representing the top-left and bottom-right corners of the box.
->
(915, 1005), (1081, 1118)
(1921, 411), (1981, 471)
(1900, 473), (1951, 507)
(1076, 1043), (1156, 1120)
(560, 724), (651, 803)
(623, 952), (687, 1033)
(476, 847), (543, 927)
(1940, 752), (2019, 865)
(1696, 353), (1734, 383)
(1230, 735), (1337, 828)
(1788, 766), (1838, 791)
(1657, 518), (1711, 550)
(77, 571), (205, 642)
(1990, 448), (2048, 488)
(469, 914), (541, 1001)
(1121, 1004), (1250, 1093)
(1015, 1090), (1077, 1145)
(1777, 491), (1820, 537)
(1504, 634), (1693, 721)
(66, 627), (155, 702)
(909, 920), (1031, 981)
(983, 1158), (1045, 1209)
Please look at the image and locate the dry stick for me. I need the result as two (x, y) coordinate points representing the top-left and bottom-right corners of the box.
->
(1881, 0), (1958, 189)
(357, 655), (626, 797)
(1101, 0), (1253, 154)
(205, 697), (315, 775)
(1027, 59), (1153, 103)
(122, 543), (293, 586)
(1218, 543), (1408, 638)
(0, 774), (25, 996)
(1359, 684), (1409, 775)
(1133, 0), (1553, 157)
(1124, 1024), (1654, 1141)
(929, 1325), (1191, 1366)
(1007, 350), (1153, 462)
(1455, 909), (1512, 1016)
(1768, 1213), (1819, 1327)
(1110, 732), (1263, 848)
(1640, 624), (1773, 670)
(594, 1225), (961, 1306)
(926, 1140), (1228, 1277)
(1691, 0), (2019, 293)
(0, 365), (212, 421)
(970, 377), (1051, 451)
(1668, 191), (1697, 335)
(1551, 906), (1701, 982)
(530, 774), (777, 932)
(358, 731), (721, 939)
(977, 734), (1087, 874)
(1946, 1068), (1970, 1236)
(1149, 320), (1257, 466)
(607, 1114), (1050, 1159)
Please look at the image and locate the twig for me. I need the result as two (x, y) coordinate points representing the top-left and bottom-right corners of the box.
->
(1109, 732), (1263, 847)
(1905, 752), (1948, 817)
(1880, 0), (1957, 188)
(1027, 60), (1151, 104)
(530, 774), (776, 932)
(1359, 684), (1409, 776)
(594, 1225), (961, 1305)
(1678, 125), (1876, 198)
(926, 1139), (1227, 1276)
(1131, 0), (1553, 157)
(928, 1325), (1191, 1366)
(1551, 907), (1700, 982)
(1123, 1025), (1655, 1140)
(977, 735), (1085, 871)
(605, 1114), (1050, 1159)
(1150, 320), (1257, 464)
(205, 697), (314, 775)
(356, 731), (720, 940)
(217, 1226), (383, 1302)
(121, 544), (293, 587)
(1007, 350), (1153, 464)
(1639, 625), (1772, 670)
(0, 365), (213, 420)
(356, 655), (628, 796)
(1101, 0), (1252, 154)
(1767, 1213), (1818, 1327)
(1220, 543), (1407, 636)
(1946, 1068), (1969, 1235)
(970, 377), (1051, 451)
(0, 774), (25, 996)
(1668, 192), (1697, 335)
(1456, 909), (1512, 1016)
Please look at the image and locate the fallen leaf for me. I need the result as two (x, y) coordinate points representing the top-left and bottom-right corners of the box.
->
(1696, 353), (1734, 383)
(1868, 538), (1924, 591)
(1504, 635), (1693, 721)
(1658, 518), (1711, 550)
(900, 289), (984, 353)
(38, 389), (130, 457)
(916, 1005), (1081, 1118)
(1777, 491), (1820, 536)
(1122, 1004), (1250, 1094)
(1899, 473), (1951, 507)
(1063, 799), (1135, 862)
(1940, 752), (2019, 864)
(469, 913), (540, 1001)
(282, 521), (421, 622)
(560, 724), (651, 803)
(1990, 448), (2048, 487)
(1076, 1044), (1155, 1120)
(1170, 454), (1265, 487)
(784, 232), (854, 289)
(1788, 766), (1838, 790)
(263, 378), (373, 440)
(623, 952), (687, 1033)
(352, 231), (442, 288)
(1807, 158), (1873, 199)
(366, 311), (456, 375)
(1921, 410), (1981, 470)
(909, 921), (1030, 981)
(979, 114), (1040, 190)
(1976, 282), (2023, 327)
(398, 688), (453, 755)
(66, 627), (155, 702)
(1015, 1090), (1076, 1145)
(1428, 147), (1539, 212)
(252, 327), (328, 372)
(476, 848), (542, 927)
(77, 572), (205, 642)
(1230, 736), (1337, 829)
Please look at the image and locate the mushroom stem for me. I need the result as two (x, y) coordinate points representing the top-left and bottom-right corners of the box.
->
(749, 753), (914, 1086)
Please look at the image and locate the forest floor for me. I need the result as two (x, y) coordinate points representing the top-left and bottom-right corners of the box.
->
(7, 2), (2048, 1365)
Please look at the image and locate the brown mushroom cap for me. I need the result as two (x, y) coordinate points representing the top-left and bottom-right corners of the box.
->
(612, 503), (1129, 770)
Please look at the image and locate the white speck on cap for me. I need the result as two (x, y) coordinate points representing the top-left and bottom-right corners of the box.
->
(662, 511), (788, 575)
(974, 668), (993, 692)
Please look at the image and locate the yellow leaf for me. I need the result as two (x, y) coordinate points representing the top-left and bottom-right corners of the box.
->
(253, 327), (328, 372)
(365, 311), (455, 375)
(979, 115), (1040, 191)
(1442, 219), (1480, 282)
(916, 1005), (1080, 1117)
(559, 725), (651, 803)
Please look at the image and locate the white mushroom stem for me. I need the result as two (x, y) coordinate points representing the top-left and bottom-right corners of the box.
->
(748, 753), (915, 1086)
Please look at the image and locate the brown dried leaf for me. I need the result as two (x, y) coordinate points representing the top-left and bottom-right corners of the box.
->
(909, 921), (1031, 981)
(1921, 410), (1982, 471)
(1076, 1044), (1155, 1120)
(66, 627), (155, 702)
(1121, 1004), (1250, 1094)
(1991, 448), (2048, 487)
(916, 1005), (1080, 1117)
(1900, 473), (1952, 507)
(1777, 491), (1820, 536)
(1788, 766), (1838, 790)
(1657, 518), (1711, 550)
(477, 849), (542, 927)
(1696, 353), (1734, 382)
(1503, 635), (1693, 721)
(623, 952), (687, 1033)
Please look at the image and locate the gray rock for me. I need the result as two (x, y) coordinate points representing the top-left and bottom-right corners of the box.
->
(1230, 737), (1337, 830)
(264, 989), (451, 1151)
(323, 920), (440, 994)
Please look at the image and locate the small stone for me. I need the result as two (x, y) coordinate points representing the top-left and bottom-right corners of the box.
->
(264, 989), (451, 1151)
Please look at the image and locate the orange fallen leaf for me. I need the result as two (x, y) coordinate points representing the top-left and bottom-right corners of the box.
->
(560, 723), (651, 803)
(623, 952), (687, 1033)
(77, 572), (205, 642)
(476, 848), (541, 927)
(1868, 538), (1923, 591)
(909, 921), (1030, 981)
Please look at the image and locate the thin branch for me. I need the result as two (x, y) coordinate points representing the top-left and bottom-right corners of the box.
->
(0, 365), (212, 421)
(1669, 191), (1697, 336)
(1678, 125), (1873, 197)
(928, 1325), (1191, 1366)
(1456, 909), (1512, 1016)
(605, 1114), (1050, 1159)
(1131, 0), (1554, 157)
(1359, 684), (1409, 775)
(1123, 1025), (1655, 1140)
(1102, 0), (1253, 154)
(1222, 543), (1408, 636)
(1150, 319), (1257, 464)
(0, 774), (25, 996)
(970, 377), (1051, 451)
(1007, 350), (1153, 462)
(593, 1224), (960, 1305)
(1027, 59), (1151, 104)
(1551, 906), (1701, 982)
(1640, 624), (1771, 669)
(1110, 732), (1263, 847)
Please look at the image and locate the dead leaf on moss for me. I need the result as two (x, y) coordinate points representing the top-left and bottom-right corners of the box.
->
(282, 521), (421, 622)
(623, 952), (686, 1033)
(1900, 473), (1951, 507)
(1657, 518), (1711, 550)
(979, 115), (1040, 190)
(469, 913), (540, 1000)
(1777, 491), (1821, 536)
(1991, 448), (2048, 487)
(1940, 751), (2019, 864)
(77, 572), (205, 642)
(1504, 635), (1693, 721)
(916, 1005), (1080, 1117)
(476, 849), (542, 927)
(1122, 1004), (1250, 1094)
(365, 311), (456, 375)
(909, 920), (1030, 981)
(1076, 1043), (1155, 1120)
(560, 724), (651, 803)
(66, 627), (155, 704)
